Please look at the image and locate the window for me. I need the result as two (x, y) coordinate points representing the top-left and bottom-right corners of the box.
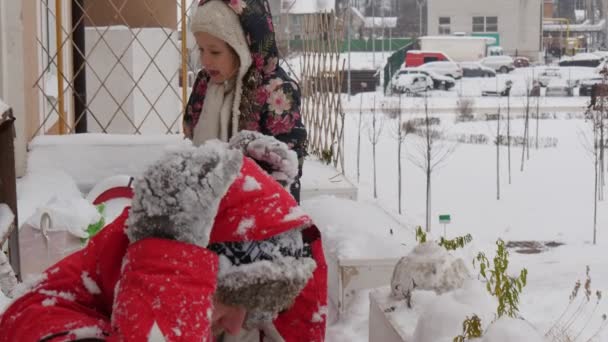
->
(486, 16), (498, 32)
(438, 17), (451, 35)
(472, 16), (485, 32)
(472, 16), (498, 32)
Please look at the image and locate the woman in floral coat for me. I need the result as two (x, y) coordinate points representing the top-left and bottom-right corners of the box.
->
(184, 0), (307, 202)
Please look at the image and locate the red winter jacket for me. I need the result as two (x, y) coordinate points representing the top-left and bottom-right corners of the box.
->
(0, 159), (327, 341)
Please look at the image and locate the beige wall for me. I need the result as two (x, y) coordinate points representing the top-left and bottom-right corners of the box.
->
(428, 0), (543, 60)
(83, 0), (178, 29)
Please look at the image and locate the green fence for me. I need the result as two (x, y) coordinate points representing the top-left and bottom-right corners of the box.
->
(383, 42), (416, 92)
(287, 38), (413, 53)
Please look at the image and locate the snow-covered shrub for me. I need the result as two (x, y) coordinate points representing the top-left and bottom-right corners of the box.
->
(391, 242), (470, 303)
(474, 239), (528, 319)
(456, 97), (475, 122)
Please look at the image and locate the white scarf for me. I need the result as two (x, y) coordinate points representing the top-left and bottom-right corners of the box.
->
(192, 78), (236, 146)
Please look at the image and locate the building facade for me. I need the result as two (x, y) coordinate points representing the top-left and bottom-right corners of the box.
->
(427, 0), (543, 60)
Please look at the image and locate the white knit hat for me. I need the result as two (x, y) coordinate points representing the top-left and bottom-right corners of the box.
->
(190, 0), (252, 136)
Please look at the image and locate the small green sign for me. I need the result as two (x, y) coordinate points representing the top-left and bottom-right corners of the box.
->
(439, 214), (451, 224)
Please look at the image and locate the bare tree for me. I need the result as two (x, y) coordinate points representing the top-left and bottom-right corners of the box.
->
(521, 78), (533, 172)
(368, 96), (384, 199)
(506, 81), (512, 184)
(580, 73), (608, 244)
(495, 103), (502, 200)
(408, 95), (456, 232)
(386, 95), (414, 214)
(356, 82), (368, 183)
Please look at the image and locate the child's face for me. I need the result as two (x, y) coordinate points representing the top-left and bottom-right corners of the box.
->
(195, 32), (240, 84)
(211, 299), (246, 336)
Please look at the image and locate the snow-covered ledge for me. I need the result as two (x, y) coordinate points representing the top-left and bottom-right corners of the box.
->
(26, 134), (357, 200)
(302, 197), (415, 317)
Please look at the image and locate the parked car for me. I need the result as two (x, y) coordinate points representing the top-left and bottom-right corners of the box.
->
(513, 56), (530, 68)
(487, 46), (504, 56)
(405, 50), (452, 67)
(578, 77), (604, 96)
(545, 79), (573, 97)
(418, 61), (463, 79)
(479, 56), (515, 73)
(558, 53), (602, 67)
(460, 62), (496, 77)
(392, 68), (455, 90)
(538, 68), (562, 87)
(392, 74), (433, 95)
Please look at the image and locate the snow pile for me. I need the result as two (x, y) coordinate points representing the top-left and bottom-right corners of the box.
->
(0, 204), (14, 239)
(17, 169), (82, 227)
(391, 242), (470, 297)
(482, 317), (546, 342)
(25, 197), (101, 239)
(411, 280), (496, 342)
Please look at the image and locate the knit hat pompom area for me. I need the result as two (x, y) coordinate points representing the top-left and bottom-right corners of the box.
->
(126, 140), (243, 247)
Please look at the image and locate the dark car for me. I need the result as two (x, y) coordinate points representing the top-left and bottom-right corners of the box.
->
(460, 62), (496, 78)
(579, 77), (604, 96)
(513, 57), (530, 68)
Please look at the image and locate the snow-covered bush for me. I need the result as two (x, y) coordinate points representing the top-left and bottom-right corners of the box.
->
(456, 98), (475, 122)
(390, 242), (470, 304)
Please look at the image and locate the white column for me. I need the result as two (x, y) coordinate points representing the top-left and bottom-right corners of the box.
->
(0, 0), (27, 177)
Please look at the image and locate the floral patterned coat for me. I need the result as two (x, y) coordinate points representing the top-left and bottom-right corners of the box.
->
(184, 0), (307, 161)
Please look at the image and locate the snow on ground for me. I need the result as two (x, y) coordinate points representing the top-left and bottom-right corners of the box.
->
(325, 95), (608, 340)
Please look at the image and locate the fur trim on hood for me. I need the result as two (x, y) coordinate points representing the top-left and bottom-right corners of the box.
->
(126, 140), (243, 247)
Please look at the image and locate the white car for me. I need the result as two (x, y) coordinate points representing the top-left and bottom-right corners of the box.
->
(418, 61), (463, 79)
(538, 68), (562, 87)
(392, 74), (433, 95)
(545, 79), (573, 97)
(479, 56), (515, 73)
(392, 68), (455, 90)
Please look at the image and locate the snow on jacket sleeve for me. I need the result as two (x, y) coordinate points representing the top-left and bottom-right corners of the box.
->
(0, 208), (219, 342)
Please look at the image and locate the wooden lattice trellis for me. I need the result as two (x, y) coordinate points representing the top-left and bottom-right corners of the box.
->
(300, 12), (346, 173)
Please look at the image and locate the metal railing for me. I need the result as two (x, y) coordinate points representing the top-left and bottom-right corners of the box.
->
(32, 0), (198, 137)
(300, 12), (346, 173)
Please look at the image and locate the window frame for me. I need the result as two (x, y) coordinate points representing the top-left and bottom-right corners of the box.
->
(438, 16), (451, 35)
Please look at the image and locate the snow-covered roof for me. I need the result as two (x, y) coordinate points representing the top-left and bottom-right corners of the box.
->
(363, 17), (397, 28)
(421, 35), (496, 44)
(283, 0), (335, 14)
